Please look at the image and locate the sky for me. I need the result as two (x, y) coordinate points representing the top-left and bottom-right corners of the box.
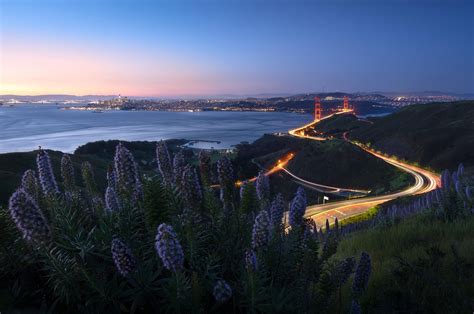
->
(0, 0), (473, 97)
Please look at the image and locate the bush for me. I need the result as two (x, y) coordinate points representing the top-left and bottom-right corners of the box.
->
(0, 143), (370, 313)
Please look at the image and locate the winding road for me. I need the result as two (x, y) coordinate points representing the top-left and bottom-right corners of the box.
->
(286, 112), (440, 227)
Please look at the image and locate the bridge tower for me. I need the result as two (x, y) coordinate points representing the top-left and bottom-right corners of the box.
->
(343, 96), (349, 111)
(314, 97), (321, 121)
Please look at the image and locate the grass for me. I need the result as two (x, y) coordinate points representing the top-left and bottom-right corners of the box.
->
(339, 205), (380, 226)
(333, 213), (474, 313)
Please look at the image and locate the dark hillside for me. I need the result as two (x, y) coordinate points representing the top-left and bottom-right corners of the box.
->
(0, 150), (109, 206)
(235, 135), (412, 199)
(0, 140), (189, 206)
(313, 113), (370, 135)
(350, 101), (474, 171)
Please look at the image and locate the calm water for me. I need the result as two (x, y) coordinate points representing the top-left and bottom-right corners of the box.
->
(0, 104), (311, 153)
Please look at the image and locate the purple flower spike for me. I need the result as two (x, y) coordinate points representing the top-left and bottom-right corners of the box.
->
(172, 151), (186, 188)
(60, 154), (75, 191)
(156, 141), (173, 185)
(213, 280), (232, 303)
(114, 143), (141, 197)
(350, 300), (361, 314)
(105, 186), (121, 213)
(36, 148), (59, 197)
(111, 237), (137, 277)
(255, 171), (270, 202)
(252, 210), (271, 250)
(457, 163), (464, 179)
(217, 156), (234, 208)
(9, 189), (50, 242)
(155, 223), (184, 272)
(181, 165), (202, 206)
(289, 187), (307, 228)
(335, 257), (356, 285)
(21, 170), (40, 201)
(107, 165), (117, 190)
(352, 252), (372, 297)
(303, 218), (318, 242)
(441, 169), (451, 190)
(269, 193), (285, 227)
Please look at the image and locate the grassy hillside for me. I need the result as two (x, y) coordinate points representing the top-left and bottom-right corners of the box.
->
(313, 113), (369, 135)
(333, 213), (474, 313)
(0, 150), (109, 207)
(0, 139), (188, 206)
(235, 134), (412, 200)
(350, 101), (474, 171)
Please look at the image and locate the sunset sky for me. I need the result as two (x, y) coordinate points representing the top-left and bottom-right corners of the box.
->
(0, 0), (473, 97)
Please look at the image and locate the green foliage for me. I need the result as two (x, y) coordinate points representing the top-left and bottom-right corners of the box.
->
(0, 145), (364, 313)
(143, 178), (172, 232)
(340, 205), (380, 226)
(335, 213), (474, 313)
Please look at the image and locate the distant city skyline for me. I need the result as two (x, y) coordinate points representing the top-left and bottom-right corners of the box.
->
(1, 0), (473, 96)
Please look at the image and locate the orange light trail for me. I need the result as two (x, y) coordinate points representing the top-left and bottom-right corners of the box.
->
(287, 111), (441, 228)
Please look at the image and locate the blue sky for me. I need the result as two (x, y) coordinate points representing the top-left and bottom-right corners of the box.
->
(1, 0), (473, 96)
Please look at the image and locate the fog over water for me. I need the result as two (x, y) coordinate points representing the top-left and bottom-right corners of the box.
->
(0, 104), (311, 153)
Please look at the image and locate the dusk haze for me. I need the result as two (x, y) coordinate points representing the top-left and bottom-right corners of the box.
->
(0, 0), (473, 313)
(1, 0), (473, 96)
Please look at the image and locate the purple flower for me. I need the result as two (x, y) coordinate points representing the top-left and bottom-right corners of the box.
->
(252, 210), (271, 250)
(172, 150), (186, 188)
(114, 143), (141, 197)
(60, 154), (75, 191)
(244, 249), (258, 271)
(350, 300), (361, 314)
(303, 218), (318, 242)
(181, 165), (202, 207)
(217, 156), (234, 207)
(335, 257), (356, 286)
(441, 169), (451, 190)
(457, 163), (464, 179)
(255, 171), (270, 202)
(8, 189), (50, 242)
(156, 141), (173, 185)
(269, 193), (285, 228)
(289, 187), (307, 228)
(352, 252), (372, 298)
(111, 237), (137, 277)
(155, 223), (184, 271)
(239, 180), (250, 200)
(21, 170), (39, 201)
(106, 165), (117, 190)
(452, 171), (458, 187)
(36, 148), (59, 196)
(105, 186), (121, 213)
(213, 280), (232, 303)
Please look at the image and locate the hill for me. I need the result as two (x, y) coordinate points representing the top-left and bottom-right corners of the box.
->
(334, 213), (474, 313)
(314, 101), (474, 171)
(234, 134), (412, 200)
(351, 101), (474, 171)
(0, 139), (188, 206)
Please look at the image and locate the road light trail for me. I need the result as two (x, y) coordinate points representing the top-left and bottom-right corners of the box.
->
(288, 112), (440, 227)
(279, 166), (371, 195)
